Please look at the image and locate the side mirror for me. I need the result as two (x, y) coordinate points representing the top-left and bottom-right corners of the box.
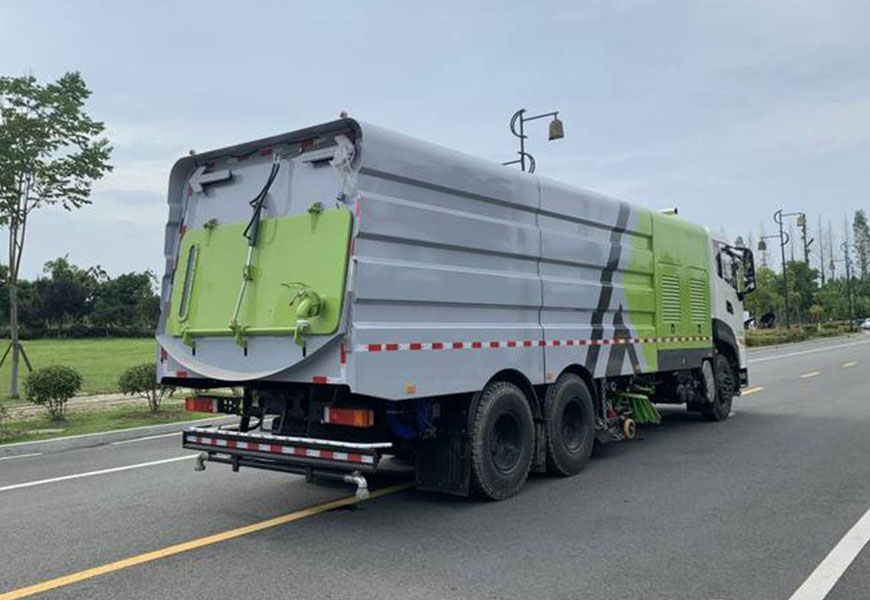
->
(738, 248), (756, 299)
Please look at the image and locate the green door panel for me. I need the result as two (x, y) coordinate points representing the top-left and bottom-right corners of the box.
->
(650, 213), (713, 349)
(168, 208), (352, 342)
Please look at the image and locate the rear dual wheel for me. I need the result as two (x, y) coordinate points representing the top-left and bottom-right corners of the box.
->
(544, 374), (595, 476)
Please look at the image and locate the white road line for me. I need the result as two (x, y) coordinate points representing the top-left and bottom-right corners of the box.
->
(801, 371), (821, 379)
(0, 455), (194, 493)
(788, 503), (870, 600)
(0, 452), (42, 462)
(742, 386), (765, 396)
(842, 361), (857, 368)
(749, 339), (870, 364)
(110, 432), (180, 445)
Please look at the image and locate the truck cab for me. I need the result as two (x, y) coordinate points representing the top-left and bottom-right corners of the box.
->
(709, 235), (756, 386)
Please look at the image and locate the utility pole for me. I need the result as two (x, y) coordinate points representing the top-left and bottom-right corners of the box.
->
(797, 213), (811, 265)
(818, 215), (826, 285)
(842, 241), (855, 330)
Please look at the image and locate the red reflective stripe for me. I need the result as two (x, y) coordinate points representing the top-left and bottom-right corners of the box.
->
(472, 341), (482, 349)
(348, 453), (362, 463)
(367, 344), (382, 352)
(227, 440), (237, 449)
(294, 447), (306, 457)
(452, 342), (463, 349)
(312, 376), (328, 384)
(489, 341), (500, 348)
(538, 340), (546, 347)
(410, 342), (423, 350)
(176, 370), (188, 378)
(270, 444), (282, 454)
(507, 340), (517, 347)
(321, 450), (334, 460)
(432, 342), (443, 350)
(385, 343), (399, 351)
(552, 340), (561, 346)
(259, 148), (272, 156)
(523, 340), (532, 347)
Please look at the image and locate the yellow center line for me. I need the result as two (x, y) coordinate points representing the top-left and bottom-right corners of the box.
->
(0, 482), (413, 600)
(843, 361), (858, 368)
(801, 371), (821, 379)
(742, 386), (765, 396)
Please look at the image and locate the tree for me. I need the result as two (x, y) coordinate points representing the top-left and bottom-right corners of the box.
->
(25, 365), (82, 420)
(37, 256), (91, 335)
(118, 363), (174, 413)
(0, 72), (112, 396)
(91, 271), (159, 334)
(852, 210), (870, 280)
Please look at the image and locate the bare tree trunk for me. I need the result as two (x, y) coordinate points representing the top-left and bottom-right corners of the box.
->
(9, 282), (19, 398)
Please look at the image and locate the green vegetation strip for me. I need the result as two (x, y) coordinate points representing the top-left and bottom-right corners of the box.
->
(0, 338), (155, 401)
(0, 404), (213, 445)
(746, 325), (855, 347)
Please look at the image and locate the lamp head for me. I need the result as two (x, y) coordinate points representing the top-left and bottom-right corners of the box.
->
(548, 116), (564, 141)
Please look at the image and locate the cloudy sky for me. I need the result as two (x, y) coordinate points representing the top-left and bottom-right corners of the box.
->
(1, 0), (868, 279)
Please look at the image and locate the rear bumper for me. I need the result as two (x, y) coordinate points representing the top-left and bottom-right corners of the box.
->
(183, 426), (391, 474)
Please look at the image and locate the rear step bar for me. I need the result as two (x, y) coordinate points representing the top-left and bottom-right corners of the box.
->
(183, 426), (393, 496)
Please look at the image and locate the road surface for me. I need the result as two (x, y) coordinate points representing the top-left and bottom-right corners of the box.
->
(1, 335), (869, 599)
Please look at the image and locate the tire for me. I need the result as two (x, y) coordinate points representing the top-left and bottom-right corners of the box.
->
(544, 374), (595, 476)
(702, 354), (735, 422)
(470, 381), (535, 500)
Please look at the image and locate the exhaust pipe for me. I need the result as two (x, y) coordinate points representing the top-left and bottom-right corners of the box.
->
(343, 470), (369, 498)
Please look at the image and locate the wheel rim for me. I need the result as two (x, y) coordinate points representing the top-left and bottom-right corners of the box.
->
(560, 399), (585, 452)
(490, 411), (522, 474)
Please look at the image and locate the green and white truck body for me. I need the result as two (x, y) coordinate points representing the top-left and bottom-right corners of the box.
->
(160, 118), (755, 499)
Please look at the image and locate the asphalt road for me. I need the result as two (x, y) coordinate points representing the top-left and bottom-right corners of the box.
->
(1, 335), (869, 599)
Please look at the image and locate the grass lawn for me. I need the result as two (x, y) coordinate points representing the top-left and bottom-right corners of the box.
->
(0, 402), (213, 445)
(0, 338), (156, 402)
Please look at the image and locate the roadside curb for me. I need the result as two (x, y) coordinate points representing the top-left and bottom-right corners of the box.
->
(0, 415), (238, 458)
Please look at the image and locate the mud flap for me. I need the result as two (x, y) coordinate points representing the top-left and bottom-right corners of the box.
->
(415, 395), (471, 496)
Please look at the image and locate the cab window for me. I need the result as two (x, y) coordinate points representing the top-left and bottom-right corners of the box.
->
(716, 244), (739, 291)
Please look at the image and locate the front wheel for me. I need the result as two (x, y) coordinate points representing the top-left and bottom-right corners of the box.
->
(470, 381), (535, 500)
(702, 354), (735, 422)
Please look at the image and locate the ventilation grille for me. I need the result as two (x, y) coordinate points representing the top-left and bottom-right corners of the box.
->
(689, 279), (708, 323)
(660, 274), (682, 323)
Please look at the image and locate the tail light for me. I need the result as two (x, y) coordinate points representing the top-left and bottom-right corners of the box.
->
(323, 406), (374, 428)
(186, 396), (217, 413)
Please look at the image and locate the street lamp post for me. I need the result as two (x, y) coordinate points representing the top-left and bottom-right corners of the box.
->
(766, 209), (805, 329)
(502, 108), (564, 174)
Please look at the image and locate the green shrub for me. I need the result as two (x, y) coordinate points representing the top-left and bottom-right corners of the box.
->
(25, 365), (83, 420)
(118, 363), (173, 413)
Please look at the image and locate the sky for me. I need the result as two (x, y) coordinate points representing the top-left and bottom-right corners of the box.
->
(1, 0), (868, 279)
